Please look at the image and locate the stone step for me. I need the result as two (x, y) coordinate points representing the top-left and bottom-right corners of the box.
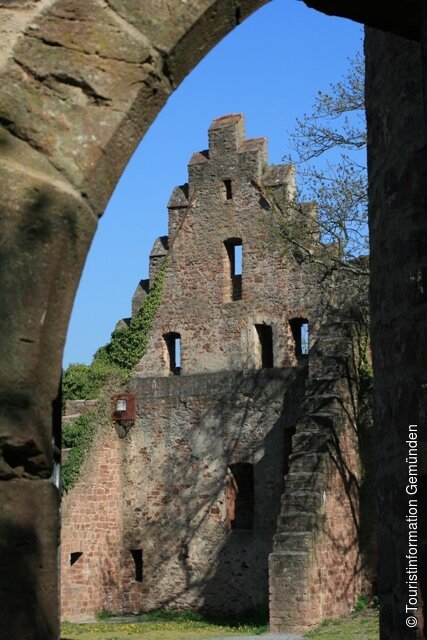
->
(283, 471), (325, 493)
(302, 392), (342, 414)
(273, 530), (314, 551)
(281, 490), (323, 512)
(276, 510), (319, 532)
(308, 358), (348, 380)
(287, 451), (327, 474)
(292, 429), (331, 455)
(305, 377), (343, 394)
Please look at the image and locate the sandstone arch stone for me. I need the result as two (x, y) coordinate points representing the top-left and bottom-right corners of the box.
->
(0, 2), (268, 637)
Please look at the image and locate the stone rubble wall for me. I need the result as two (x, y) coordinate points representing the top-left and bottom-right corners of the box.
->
(269, 315), (368, 632)
(60, 413), (124, 621)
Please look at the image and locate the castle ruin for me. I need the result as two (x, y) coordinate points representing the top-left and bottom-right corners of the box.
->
(61, 114), (371, 631)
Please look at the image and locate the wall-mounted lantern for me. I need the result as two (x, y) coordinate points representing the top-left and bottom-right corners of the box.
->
(112, 394), (136, 437)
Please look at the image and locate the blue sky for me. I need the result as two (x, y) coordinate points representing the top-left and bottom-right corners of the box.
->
(63, 1), (363, 368)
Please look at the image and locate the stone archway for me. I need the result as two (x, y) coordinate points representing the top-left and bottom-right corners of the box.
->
(0, 2), (268, 637)
(0, 2), (426, 640)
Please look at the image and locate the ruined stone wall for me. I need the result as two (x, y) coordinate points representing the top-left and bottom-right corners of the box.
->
(61, 416), (123, 621)
(60, 368), (305, 619)
(134, 115), (324, 378)
(269, 311), (366, 632)
(60, 115), (370, 627)
(365, 30), (427, 640)
(120, 368), (305, 615)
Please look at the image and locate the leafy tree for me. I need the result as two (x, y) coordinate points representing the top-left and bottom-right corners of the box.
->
(266, 50), (368, 276)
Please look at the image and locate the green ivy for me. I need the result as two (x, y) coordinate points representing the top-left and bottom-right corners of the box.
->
(101, 256), (169, 370)
(61, 258), (169, 489)
(62, 411), (98, 491)
(63, 256), (169, 403)
(62, 356), (129, 405)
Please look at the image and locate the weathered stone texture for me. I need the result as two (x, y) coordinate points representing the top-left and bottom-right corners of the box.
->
(135, 115), (326, 378)
(61, 116), (370, 629)
(122, 369), (304, 615)
(61, 416), (123, 621)
(0, 479), (59, 639)
(0, 5), (268, 635)
(365, 29), (427, 640)
(269, 316), (364, 632)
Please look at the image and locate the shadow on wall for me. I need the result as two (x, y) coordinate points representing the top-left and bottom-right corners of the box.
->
(121, 366), (307, 616)
(0, 518), (56, 638)
(197, 372), (303, 616)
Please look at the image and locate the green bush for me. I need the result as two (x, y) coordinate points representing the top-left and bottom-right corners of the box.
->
(354, 595), (368, 612)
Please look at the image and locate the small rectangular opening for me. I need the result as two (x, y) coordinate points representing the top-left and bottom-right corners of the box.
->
(228, 463), (254, 530)
(131, 549), (143, 582)
(301, 323), (309, 355)
(223, 179), (233, 200)
(255, 324), (274, 368)
(234, 244), (242, 276)
(225, 239), (242, 301)
(290, 319), (309, 359)
(164, 332), (181, 375)
(70, 552), (83, 566)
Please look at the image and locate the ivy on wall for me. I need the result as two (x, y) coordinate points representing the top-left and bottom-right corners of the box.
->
(63, 257), (169, 404)
(100, 256), (169, 370)
(62, 411), (98, 491)
(61, 257), (169, 490)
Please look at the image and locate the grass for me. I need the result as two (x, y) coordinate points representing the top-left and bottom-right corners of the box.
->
(61, 608), (268, 640)
(307, 609), (379, 639)
(61, 608), (379, 640)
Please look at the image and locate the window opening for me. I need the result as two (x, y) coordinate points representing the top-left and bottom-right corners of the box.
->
(290, 319), (309, 359)
(131, 549), (143, 582)
(70, 552), (83, 566)
(224, 239), (242, 301)
(223, 179), (233, 200)
(255, 324), (274, 368)
(227, 463), (254, 530)
(164, 332), (181, 375)
(234, 243), (242, 275)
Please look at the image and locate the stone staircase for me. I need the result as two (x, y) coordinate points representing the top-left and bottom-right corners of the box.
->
(269, 318), (361, 632)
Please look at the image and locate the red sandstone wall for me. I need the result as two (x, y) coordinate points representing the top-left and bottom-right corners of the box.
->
(269, 317), (366, 632)
(61, 419), (124, 621)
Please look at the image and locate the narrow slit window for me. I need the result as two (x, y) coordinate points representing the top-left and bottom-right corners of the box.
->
(300, 323), (309, 355)
(223, 179), (233, 200)
(228, 463), (254, 530)
(164, 332), (181, 375)
(290, 319), (309, 359)
(131, 549), (143, 582)
(225, 239), (242, 301)
(234, 244), (242, 276)
(70, 552), (83, 566)
(255, 324), (274, 368)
